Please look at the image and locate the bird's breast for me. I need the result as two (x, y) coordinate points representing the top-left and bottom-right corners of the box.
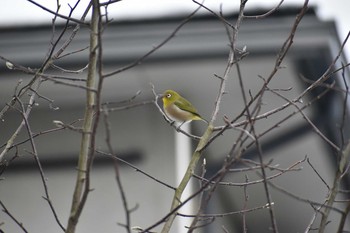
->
(164, 104), (193, 122)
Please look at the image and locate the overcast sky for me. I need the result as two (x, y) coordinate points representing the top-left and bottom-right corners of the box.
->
(1, 0), (349, 58)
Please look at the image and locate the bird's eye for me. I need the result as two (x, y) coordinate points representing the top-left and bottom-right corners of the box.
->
(166, 93), (172, 98)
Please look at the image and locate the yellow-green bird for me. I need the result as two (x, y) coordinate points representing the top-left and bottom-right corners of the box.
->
(161, 90), (207, 129)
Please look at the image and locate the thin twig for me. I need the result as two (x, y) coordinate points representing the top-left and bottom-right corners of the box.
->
(102, 106), (131, 233)
(50, 63), (89, 74)
(26, 0), (88, 25)
(307, 158), (330, 190)
(161, 1), (249, 233)
(236, 45), (278, 232)
(242, 175), (249, 233)
(244, 0), (285, 19)
(102, 90), (142, 107)
(242, 82), (334, 152)
(178, 202), (272, 218)
(106, 100), (154, 112)
(266, 178), (344, 215)
(192, 0), (234, 29)
(337, 201), (350, 233)
(100, 0), (123, 6)
(57, 46), (90, 60)
(339, 63), (349, 149)
(0, 201), (28, 233)
(304, 203), (323, 233)
(14, 97), (65, 231)
(0, 118), (83, 151)
(193, 156), (305, 187)
(96, 150), (176, 190)
(103, 5), (202, 78)
(187, 159), (208, 232)
(210, 0), (310, 141)
(40, 75), (97, 92)
(141, 157), (239, 233)
(266, 84), (340, 151)
(0, 0), (85, 163)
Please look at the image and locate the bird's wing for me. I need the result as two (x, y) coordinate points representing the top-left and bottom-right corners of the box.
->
(174, 98), (201, 117)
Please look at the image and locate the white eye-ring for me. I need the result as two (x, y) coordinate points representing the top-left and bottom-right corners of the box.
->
(166, 93), (172, 98)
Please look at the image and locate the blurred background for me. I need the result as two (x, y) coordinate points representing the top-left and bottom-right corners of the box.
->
(0, 1), (350, 233)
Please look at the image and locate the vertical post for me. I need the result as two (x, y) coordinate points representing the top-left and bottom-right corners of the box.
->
(174, 123), (193, 232)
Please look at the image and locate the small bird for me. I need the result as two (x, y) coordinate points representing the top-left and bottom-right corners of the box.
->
(161, 89), (207, 129)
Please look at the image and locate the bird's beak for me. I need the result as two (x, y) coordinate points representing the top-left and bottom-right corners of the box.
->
(157, 93), (164, 98)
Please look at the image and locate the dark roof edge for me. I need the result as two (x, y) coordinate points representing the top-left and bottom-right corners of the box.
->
(0, 6), (317, 32)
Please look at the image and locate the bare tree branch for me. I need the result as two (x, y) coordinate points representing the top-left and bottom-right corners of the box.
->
(66, 1), (102, 232)
(96, 150), (176, 190)
(26, 0), (89, 25)
(1, 0), (349, 232)
(103, 5), (202, 78)
(14, 97), (65, 231)
(266, 84), (340, 151)
(158, 0), (251, 231)
(0, 200), (28, 233)
(102, 106), (131, 233)
(244, 0), (285, 19)
(0, 0), (85, 163)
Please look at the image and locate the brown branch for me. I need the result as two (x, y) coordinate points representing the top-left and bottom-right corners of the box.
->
(102, 90), (141, 106)
(14, 97), (65, 231)
(103, 5), (202, 78)
(159, 125), (214, 233)
(266, 84), (340, 151)
(266, 177), (344, 215)
(178, 202), (272, 218)
(0, 0), (85, 163)
(193, 156), (305, 187)
(307, 158), (330, 190)
(0, 118), (83, 152)
(96, 150), (176, 190)
(244, 0), (285, 19)
(0, 60), (87, 82)
(106, 100), (154, 112)
(141, 157), (236, 233)
(242, 82), (334, 152)
(242, 175), (249, 233)
(337, 201), (350, 233)
(100, 0), (123, 6)
(0, 200), (28, 233)
(339, 63), (349, 149)
(211, 0), (310, 138)
(318, 133), (350, 231)
(192, 0), (235, 29)
(26, 0), (88, 25)
(187, 159), (208, 232)
(159, 0), (250, 231)
(296, 30), (350, 107)
(236, 48), (278, 231)
(40, 75), (97, 92)
(50, 63), (89, 74)
(66, 1), (101, 232)
(102, 106), (131, 233)
(18, 0), (82, 98)
(304, 203), (323, 233)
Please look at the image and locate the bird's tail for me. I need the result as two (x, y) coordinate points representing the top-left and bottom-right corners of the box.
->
(201, 117), (209, 124)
